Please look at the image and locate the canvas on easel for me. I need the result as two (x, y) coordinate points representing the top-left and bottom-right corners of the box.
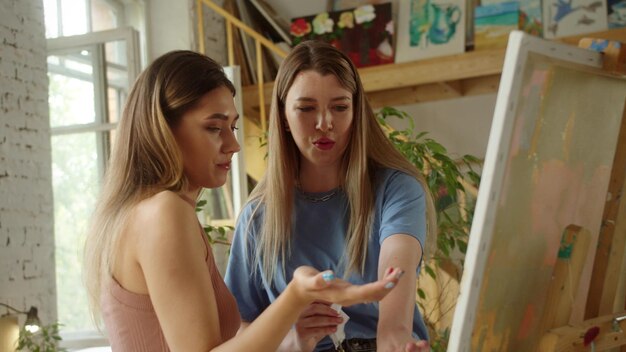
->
(448, 30), (626, 351)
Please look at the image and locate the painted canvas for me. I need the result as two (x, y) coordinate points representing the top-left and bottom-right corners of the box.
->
(474, 1), (520, 50)
(542, 0), (608, 38)
(608, 0), (626, 28)
(448, 31), (626, 351)
(290, 3), (395, 68)
(476, 0), (544, 37)
(395, 0), (465, 62)
(519, 0), (544, 36)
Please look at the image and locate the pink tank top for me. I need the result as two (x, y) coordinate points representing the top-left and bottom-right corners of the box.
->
(101, 199), (240, 351)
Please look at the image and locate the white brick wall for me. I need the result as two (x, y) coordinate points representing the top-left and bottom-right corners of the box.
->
(0, 0), (57, 326)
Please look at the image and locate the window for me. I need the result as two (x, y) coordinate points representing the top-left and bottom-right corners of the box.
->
(47, 36), (138, 338)
(44, 0), (140, 347)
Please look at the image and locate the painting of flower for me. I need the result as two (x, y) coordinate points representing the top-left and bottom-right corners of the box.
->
(289, 2), (394, 67)
(354, 4), (377, 24)
(313, 12), (335, 34)
(338, 11), (355, 28)
(290, 18), (312, 38)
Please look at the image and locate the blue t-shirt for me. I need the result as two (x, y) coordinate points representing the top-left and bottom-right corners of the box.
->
(225, 168), (428, 351)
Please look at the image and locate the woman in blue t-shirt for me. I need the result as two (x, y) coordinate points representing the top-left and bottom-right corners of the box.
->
(225, 41), (436, 352)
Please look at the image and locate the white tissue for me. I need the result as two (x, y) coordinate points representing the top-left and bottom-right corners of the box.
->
(329, 304), (349, 348)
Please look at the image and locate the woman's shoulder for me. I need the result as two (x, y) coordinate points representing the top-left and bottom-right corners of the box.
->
(376, 168), (425, 196)
(136, 190), (192, 214)
(377, 167), (422, 185)
(130, 191), (197, 233)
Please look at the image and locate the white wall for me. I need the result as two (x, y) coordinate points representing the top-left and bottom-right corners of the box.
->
(146, 0), (193, 60)
(0, 0), (57, 326)
(390, 94), (497, 160)
(267, 1), (327, 21)
(146, 0), (227, 65)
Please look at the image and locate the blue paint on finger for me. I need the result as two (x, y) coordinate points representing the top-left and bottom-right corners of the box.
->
(322, 271), (335, 282)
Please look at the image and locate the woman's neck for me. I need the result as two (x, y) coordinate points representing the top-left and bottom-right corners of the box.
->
(298, 163), (341, 193)
(179, 188), (201, 204)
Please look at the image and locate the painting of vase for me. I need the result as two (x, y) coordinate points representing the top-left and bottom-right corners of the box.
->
(396, 0), (466, 62)
(290, 3), (395, 68)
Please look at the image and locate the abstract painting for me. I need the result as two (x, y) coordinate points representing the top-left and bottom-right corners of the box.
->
(448, 31), (626, 351)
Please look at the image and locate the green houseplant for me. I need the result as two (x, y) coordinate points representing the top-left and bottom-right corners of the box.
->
(16, 323), (66, 352)
(377, 106), (481, 351)
(195, 199), (234, 246)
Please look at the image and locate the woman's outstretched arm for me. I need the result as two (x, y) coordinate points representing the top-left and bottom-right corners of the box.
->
(214, 266), (403, 352)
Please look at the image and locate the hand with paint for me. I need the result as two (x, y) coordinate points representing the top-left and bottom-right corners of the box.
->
(289, 266), (403, 307)
(280, 266), (402, 351)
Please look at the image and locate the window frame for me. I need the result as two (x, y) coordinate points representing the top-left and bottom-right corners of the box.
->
(47, 27), (140, 349)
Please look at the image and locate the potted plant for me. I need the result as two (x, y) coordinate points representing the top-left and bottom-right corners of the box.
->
(377, 106), (481, 351)
(17, 323), (66, 352)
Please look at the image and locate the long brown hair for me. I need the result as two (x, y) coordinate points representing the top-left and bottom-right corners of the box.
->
(247, 41), (437, 282)
(83, 50), (235, 326)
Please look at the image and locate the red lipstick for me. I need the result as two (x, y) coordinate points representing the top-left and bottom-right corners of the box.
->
(313, 137), (335, 150)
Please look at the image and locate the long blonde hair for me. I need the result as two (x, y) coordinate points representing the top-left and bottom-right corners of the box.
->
(247, 41), (437, 282)
(83, 51), (235, 326)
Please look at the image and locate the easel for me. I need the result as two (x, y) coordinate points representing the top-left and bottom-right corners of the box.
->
(538, 37), (626, 352)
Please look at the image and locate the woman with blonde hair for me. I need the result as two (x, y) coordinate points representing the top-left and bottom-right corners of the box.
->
(83, 50), (404, 352)
(226, 41), (435, 352)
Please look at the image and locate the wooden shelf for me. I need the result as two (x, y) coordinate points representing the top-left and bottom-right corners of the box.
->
(241, 28), (626, 121)
(241, 48), (504, 117)
(240, 28), (626, 182)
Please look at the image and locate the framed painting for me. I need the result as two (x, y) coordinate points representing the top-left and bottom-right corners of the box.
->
(395, 0), (466, 62)
(448, 31), (626, 351)
(290, 3), (395, 67)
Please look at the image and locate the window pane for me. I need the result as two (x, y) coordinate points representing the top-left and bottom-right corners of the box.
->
(43, 0), (59, 38)
(107, 87), (122, 123)
(48, 52), (96, 127)
(52, 132), (100, 332)
(92, 0), (118, 32)
(61, 0), (88, 36)
(105, 41), (130, 123)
